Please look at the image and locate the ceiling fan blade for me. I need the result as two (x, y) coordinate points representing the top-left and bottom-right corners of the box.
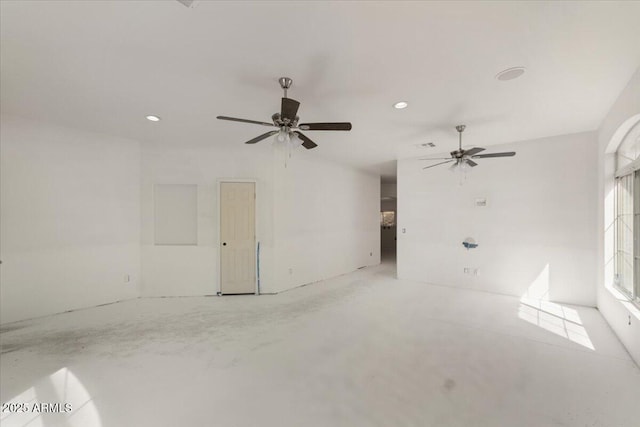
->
(293, 131), (318, 149)
(464, 147), (485, 156)
(281, 98), (300, 121)
(298, 122), (352, 131)
(419, 157), (454, 161)
(472, 152), (516, 158)
(217, 116), (275, 127)
(175, 0), (197, 7)
(423, 160), (454, 169)
(244, 130), (279, 145)
(466, 159), (478, 167)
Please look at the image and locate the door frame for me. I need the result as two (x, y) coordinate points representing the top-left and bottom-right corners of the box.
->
(216, 178), (259, 295)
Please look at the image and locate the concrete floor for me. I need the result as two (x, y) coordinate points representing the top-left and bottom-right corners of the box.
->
(1, 262), (639, 427)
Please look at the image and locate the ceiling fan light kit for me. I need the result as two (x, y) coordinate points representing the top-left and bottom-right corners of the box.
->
(217, 77), (352, 151)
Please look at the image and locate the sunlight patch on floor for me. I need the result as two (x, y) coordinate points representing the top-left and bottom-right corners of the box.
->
(518, 264), (595, 350)
(1, 368), (101, 427)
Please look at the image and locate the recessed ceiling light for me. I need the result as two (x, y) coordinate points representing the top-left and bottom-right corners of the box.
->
(146, 115), (161, 122)
(393, 101), (408, 109)
(495, 67), (525, 81)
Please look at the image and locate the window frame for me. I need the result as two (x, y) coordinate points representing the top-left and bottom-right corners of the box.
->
(614, 163), (640, 307)
(635, 171), (640, 305)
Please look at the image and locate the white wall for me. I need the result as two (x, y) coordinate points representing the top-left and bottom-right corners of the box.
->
(140, 143), (276, 296)
(381, 183), (397, 198)
(141, 143), (380, 296)
(0, 117), (378, 323)
(0, 115), (141, 323)
(273, 151), (380, 292)
(597, 68), (640, 365)
(398, 132), (598, 306)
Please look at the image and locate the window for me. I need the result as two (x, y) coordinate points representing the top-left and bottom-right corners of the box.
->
(614, 172), (637, 298)
(380, 211), (395, 227)
(614, 123), (640, 305)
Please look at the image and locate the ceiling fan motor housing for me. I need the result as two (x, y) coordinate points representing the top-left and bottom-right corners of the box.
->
(451, 149), (464, 158)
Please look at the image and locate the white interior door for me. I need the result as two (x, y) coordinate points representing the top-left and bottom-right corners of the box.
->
(220, 182), (256, 294)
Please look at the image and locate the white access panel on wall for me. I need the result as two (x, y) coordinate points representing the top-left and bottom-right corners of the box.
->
(220, 182), (256, 294)
(154, 184), (198, 245)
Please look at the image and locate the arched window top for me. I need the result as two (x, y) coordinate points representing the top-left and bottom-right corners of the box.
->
(615, 119), (640, 177)
(607, 114), (640, 152)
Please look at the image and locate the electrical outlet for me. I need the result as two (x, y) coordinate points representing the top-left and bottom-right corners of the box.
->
(463, 267), (470, 274)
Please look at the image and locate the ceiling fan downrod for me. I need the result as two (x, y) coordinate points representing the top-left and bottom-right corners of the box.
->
(456, 124), (466, 151)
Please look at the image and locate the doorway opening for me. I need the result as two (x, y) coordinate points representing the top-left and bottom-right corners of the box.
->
(219, 181), (257, 295)
(381, 180), (397, 264)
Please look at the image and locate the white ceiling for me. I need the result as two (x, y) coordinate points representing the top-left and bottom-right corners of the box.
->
(2, 1), (639, 181)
